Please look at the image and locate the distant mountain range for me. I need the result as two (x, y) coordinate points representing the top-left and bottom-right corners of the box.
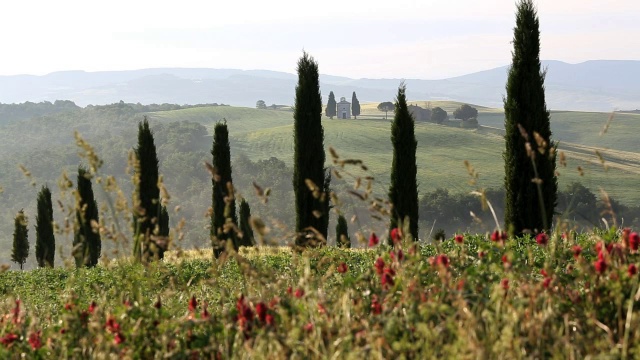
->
(1, 60), (638, 111)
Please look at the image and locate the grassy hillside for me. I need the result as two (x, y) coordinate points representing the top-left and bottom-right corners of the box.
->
(148, 104), (640, 204)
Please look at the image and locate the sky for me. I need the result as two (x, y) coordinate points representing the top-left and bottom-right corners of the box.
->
(1, 0), (638, 79)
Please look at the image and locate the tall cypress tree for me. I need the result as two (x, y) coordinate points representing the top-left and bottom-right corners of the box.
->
(293, 52), (330, 246)
(388, 84), (419, 242)
(351, 92), (361, 119)
(325, 91), (337, 119)
(335, 214), (350, 248)
(73, 167), (101, 268)
(11, 210), (29, 270)
(504, 0), (557, 235)
(211, 121), (238, 257)
(35, 186), (55, 268)
(238, 199), (255, 247)
(133, 117), (168, 261)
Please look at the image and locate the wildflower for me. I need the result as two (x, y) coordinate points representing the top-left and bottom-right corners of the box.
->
(630, 232), (639, 252)
(188, 296), (198, 312)
(114, 332), (125, 345)
(491, 230), (508, 242)
(371, 295), (382, 315)
(502, 254), (511, 269)
(0, 333), (19, 347)
(540, 269), (548, 277)
(287, 287), (293, 296)
(88, 301), (97, 314)
(501, 278), (509, 291)
(594, 253), (607, 274)
(535, 232), (549, 246)
(28, 331), (42, 350)
(390, 228), (401, 244)
(256, 302), (267, 323)
(303, 322), (314, 333)
(454, 234), (464, 244)
(435, 254), (449, 268)
(337, 262), (348, 274)
(64, 303), (73, 311)
(294, 288), (305, 298)
(201, 302), (210, 319)
(629, 264), (638, 277)
(106, 316), (121, 333)
(265, 314), (275, 326)
(397, 249), (404, 262)
(572, 245), (582, 259)
(368, 232), (379, 247)
(542, 277), (552, 289)
(317, 303), (327, 315)
(381, 272), (395, 288)
(478, 251), (486, 259)
(374, 257), (385, 275)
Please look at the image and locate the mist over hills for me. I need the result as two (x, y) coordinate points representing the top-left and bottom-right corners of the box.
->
(0, 60), (639, 111)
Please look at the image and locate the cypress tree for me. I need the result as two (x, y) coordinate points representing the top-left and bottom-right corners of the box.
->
(35, 186), (55, 268)
(504, 0), (557, 235)
(336, 214), (350, 248)
(73, 167), (101, 268)
(351, 92), (361, 119)
(293, 52), (331, 246)
(211, 121), (238, 257)
(133, 117), (168, 261)
(388, 84), (419, 242)
(238, 199), (255, 247)
(325, 91), (337, 119)
(11, 210), (29, 270)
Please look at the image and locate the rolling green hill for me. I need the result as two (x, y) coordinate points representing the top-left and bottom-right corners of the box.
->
(147, 103), (640, 204)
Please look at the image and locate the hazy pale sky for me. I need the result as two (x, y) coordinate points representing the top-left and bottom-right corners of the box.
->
(1, 0), (638, 79)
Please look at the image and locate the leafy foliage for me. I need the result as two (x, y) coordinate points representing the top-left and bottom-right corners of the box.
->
(10, 211), (28, 270)
(325, 91), (337, 119)
(351, 92), (360, 119)
(35, 186), (55, 268)
(73, 167), (101, 268)
(453, 104), (478, 121)
(377, 101), (395, 119)
(431, 106), (448, 124)
(293, 52), (330, 245)
(504, 0), (557, 235)
(211, 121), (238, 257)
(388, 84), (419, 241)
(335, 214), (350, 248)
(238, 199), (255, 247)
(133, 118), (168, 261)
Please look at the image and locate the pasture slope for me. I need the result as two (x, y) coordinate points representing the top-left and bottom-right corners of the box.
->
(148, 101), (640, 204)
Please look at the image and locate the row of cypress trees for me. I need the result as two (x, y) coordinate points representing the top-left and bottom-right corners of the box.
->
(11, 117), (172, 269)
(10, 0), (558, 268)
(289, 0), (557, 245)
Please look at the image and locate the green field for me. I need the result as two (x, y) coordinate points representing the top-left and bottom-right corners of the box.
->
(1, 232), (640, 357)
(148, 102), (640, 204)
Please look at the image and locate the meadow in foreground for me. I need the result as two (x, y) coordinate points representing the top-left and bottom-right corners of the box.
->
(0, 228), (639, 358)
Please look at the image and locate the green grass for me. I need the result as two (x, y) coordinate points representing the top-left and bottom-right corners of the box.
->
(1, 230), (640, 357)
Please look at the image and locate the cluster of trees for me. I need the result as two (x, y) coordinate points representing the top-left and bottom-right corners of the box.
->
(325, 91), (360, 119)
(3, 1), (622, 266)
(0, 100), (79, 124)
(10, 117), (174, 269)
(255, 100), (288, 110)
